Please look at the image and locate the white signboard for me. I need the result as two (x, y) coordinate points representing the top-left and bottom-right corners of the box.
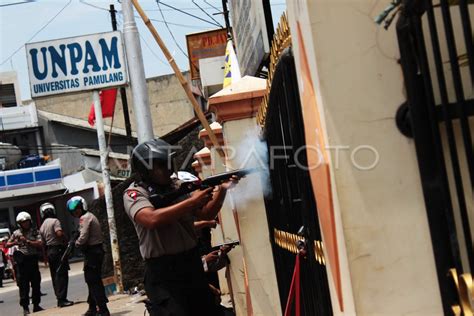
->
(26, 31), (128, 98)
(230, 0), (270, 77)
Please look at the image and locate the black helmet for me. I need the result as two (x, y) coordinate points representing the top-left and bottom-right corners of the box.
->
(131, 138), (175, 177)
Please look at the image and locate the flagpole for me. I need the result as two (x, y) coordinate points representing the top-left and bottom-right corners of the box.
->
(92, 90), (124, 293)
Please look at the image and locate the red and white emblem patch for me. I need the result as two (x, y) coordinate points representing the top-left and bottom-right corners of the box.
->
(128, 191), (138, 200)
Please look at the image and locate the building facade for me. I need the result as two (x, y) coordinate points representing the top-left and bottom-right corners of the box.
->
(34, 72), (201, 138)
(191, 1), (473, 315)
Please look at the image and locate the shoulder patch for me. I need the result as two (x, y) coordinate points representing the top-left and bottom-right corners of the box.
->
(127, 190), (138, 200)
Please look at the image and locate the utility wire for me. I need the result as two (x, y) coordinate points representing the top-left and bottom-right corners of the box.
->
(78, 1), (203, 30)
(157, 0), (221, 27)
(147, 17), (203, 30)
(140, 33), (171, 67)
(203, 0), (220, 12)
(0, 0), (73, 66)
(155, 0), (190, 62)
(79, 0), (108, 11)
(192, 0), (223, 28)
(146, 6), (214, 12)
(116, 13), (169, 67)
(144, 2), (287, 12)
(0, 0), (36, 8)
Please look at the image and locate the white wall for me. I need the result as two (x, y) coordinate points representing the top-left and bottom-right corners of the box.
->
(223, 118), (281, 316)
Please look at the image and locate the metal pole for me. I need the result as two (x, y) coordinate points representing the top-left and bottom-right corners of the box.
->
(110, 5), (133, 143)
(221, 0), (231, 38)
(122, 0), (154, 143)
(92, 90), (124, 293)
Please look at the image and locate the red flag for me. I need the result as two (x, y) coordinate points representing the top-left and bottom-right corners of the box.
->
(88, 89), (118, 126)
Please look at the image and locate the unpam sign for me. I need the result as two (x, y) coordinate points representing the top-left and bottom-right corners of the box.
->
(26, 31), (127, 98)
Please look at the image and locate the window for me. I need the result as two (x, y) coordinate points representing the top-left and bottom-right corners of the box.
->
(0, 84), (17, 107)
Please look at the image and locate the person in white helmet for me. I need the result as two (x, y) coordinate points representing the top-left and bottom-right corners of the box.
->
(67, 196), (110, 316)
(39, 202), (74, 308)
(6, 211), (44, 315)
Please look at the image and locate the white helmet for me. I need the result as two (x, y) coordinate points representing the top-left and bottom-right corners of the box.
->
(16, 211), (31, 223)
(67, 196), (88, 213)
(175, 171), (200, 182)
(40, 202), (56, 219)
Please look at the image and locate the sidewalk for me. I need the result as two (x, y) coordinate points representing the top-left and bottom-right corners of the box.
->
(34, 294), (148, 316)
(0, 260), (83, 295)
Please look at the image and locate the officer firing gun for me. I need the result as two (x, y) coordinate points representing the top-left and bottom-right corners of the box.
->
(150, 168), (259, 208)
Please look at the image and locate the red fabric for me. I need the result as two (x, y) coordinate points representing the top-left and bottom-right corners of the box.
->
(88, 89), (118, 126)
(284, 253), (301, 316)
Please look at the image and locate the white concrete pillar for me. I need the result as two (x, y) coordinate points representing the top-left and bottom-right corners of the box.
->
(209, 76), (281, 316)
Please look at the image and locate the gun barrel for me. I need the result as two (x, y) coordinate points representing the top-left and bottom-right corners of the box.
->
(211, 240), (240, 252)
(201, 168), (260, 186)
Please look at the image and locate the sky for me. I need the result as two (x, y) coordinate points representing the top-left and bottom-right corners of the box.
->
(0, 0), (286, 101)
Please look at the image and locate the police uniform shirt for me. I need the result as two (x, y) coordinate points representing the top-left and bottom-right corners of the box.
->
(123, 181), (197, 259)
(39, 218), (63, 246)
(75, 212), (103, 247)
(8, 228), (41, 256)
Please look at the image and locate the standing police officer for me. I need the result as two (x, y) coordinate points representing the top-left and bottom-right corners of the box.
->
(123, 138), (239, 316)
(39, 202), (74, 308)
(6, 212), (44, 315)
(67, 196), (110, 316)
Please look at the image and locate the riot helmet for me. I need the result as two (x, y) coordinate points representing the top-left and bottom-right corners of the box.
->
(40, 202), (56, 220)
(66, 196), (88, 216)
(16, 211), (31, 223)
(131, 138), (176, 178)
(16, 211), (32, 229)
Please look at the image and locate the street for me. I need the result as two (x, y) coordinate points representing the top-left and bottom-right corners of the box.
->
(0, 262), (87, 316)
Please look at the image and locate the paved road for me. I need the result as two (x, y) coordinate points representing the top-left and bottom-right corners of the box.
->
(0, 272), (88, 315)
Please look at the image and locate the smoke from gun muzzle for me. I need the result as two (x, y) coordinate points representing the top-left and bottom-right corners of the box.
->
(228, 128), (272, 208)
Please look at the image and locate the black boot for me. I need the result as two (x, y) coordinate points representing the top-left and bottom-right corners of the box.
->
(83, 307), (97, 316)
(58, 299), (74, 307)
(97, 304), (110, 316)
(96, 308), (110, 316)
(33, 305), (44, 312)
(22, 306), (30, 315)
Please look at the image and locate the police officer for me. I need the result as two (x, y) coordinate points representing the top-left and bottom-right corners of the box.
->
(39, 202), (74, 308)
(66, 196), (110, 316)
(123, 138), (239, 316)
(6, 212), (44, 315)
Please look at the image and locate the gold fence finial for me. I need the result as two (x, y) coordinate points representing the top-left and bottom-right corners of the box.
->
(257, 11), (292, 130)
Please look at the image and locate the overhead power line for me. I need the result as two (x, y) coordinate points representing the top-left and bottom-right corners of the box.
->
(203, 0), (220, 12)
(155, 0), (191, 61)
(192, 0), (223, 28)
(116, 13), (169, 67)
(78, 0), (202, 30)
(0, 0), (36, 8)
(0, 0), (73, 66)
(145, 2), (286, 11)
(79, 0), (108, 11)
(156, 0), (221, 27)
